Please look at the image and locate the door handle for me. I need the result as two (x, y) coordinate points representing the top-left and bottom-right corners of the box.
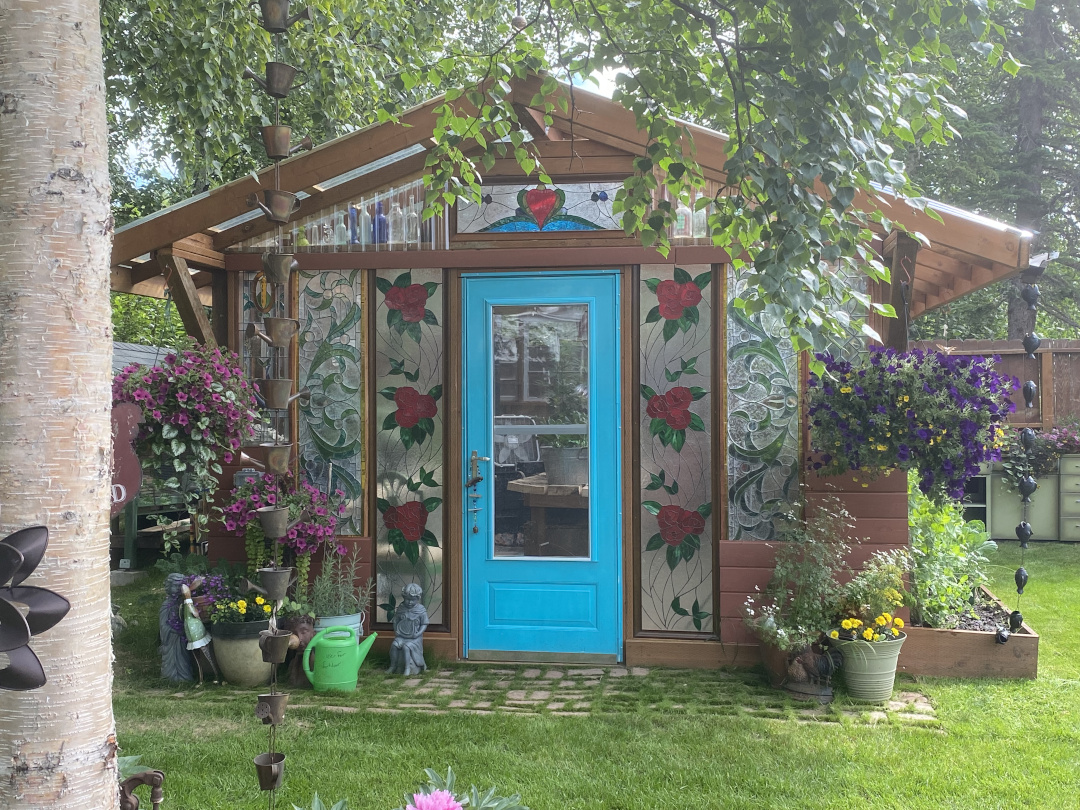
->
(467, 450), (490, 487)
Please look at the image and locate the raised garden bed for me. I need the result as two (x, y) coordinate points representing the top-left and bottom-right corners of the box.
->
(897, 587), (1038, 679)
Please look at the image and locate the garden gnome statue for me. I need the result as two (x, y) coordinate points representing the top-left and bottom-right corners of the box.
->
(387, 582), (429, 676)
(160, 573), (194, 682)
(180, 581), (220, 684)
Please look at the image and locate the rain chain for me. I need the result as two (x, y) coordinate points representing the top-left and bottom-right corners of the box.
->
(241, 2), (314, 805)
(1001, 283), (1041, 644)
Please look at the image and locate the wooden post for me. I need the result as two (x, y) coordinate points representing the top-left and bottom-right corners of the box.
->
(1041, 349), (1055, 429)
(881, 231), (920, 352)
(157, 249), (217, 347)
(211, 270), (229, 347)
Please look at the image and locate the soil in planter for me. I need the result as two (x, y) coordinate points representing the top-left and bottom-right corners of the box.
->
(917, 594), (1014, 632)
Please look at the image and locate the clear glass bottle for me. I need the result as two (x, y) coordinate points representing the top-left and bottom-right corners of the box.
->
(388, 199), (405, 247)
(692, 195), (708, 239)
(334, 207), (349, 246)
(406, 194), (421, 249)
(674, 197), (692, 239)
(359, 199), (372, 250)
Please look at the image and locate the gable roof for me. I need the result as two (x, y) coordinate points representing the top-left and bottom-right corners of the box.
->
(112, 76), (1032, 319)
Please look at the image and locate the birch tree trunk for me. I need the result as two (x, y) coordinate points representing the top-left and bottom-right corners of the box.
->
(0, 0), (119, 806)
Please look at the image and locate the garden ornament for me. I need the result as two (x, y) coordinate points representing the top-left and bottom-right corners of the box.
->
(257, 378), (310, 410)
(255, 692), (289, 725)
(160, 573), (194, 682)
(1009, 610), (1025, 633)
(302, 625), (378, 691)
(262, 443), (293, 475)
(1015, 567), (1029, 595)
(118, 768), (165, 810)
(0, 525), (69, 690)
(261, 251), (299, 284)
(388, 582), (429, 676)
(1015, 521), (1033, 548)
(243, 61), (304, 98)
(1022, 380), (1037, 409)
(253, 751), (286, 791)
(180, 582), (220, 684)
(252, 316), (300, 348)
(249, 188), (302, 224)
(1018, 475), (1038, 503)
(261, 126), (312, 161)
(995, 627), (1011, 645)
(255, 0), (312, 33)
(1019, 428), (1037, 453)
(1022, 333), (1041, 360)
(1020, 283), (1040, 311)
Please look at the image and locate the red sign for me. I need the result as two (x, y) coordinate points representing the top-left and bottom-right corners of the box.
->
(111, 403), (143, 517)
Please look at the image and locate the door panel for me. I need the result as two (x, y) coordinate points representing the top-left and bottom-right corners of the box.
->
(462, 272), (621, 659)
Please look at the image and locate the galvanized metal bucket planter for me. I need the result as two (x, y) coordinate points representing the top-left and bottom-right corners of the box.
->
(540, 445), (589, 486)
(832, 633), (906, 702)
(313, 610), (365, 639)
(253, 751), (286, 790)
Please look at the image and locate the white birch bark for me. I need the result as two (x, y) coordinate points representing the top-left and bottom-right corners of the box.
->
(0, 0), (119, 806)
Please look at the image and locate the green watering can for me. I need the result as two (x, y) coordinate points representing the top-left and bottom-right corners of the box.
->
(302, 626), (378, 692)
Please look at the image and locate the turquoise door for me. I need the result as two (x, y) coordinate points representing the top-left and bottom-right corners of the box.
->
(462, 272), (621, 662)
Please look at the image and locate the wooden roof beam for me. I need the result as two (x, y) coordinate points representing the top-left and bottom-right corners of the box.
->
(157, 250), (216, 346)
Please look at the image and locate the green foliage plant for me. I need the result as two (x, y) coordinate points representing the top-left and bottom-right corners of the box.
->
(743, 494), (855, 652)
(543, 340), (588, 449)
(292, 794), (347, 810)
(307, 545), (374, 619)
(833, 548), (911, 641)
(395, 767), (528, 810)
(907, 471), (998, 628)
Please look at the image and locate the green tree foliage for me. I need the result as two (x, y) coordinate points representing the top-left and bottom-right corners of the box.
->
(908, 0), (1080, 341)
(104, 0), (1031, 354)
(111, 292), (189, 348)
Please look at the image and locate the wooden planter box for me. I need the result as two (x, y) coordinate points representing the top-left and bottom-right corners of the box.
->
(897, 588), (1039, 679)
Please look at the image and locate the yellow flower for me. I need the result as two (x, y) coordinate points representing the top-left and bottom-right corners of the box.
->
(841, 619), (852, 630)
(239, 606), (246, 614)
(237, 600), (247, 610)
(830, 630), (839, 639)
(876, 444), (888, 452)
(840, 386), (852, 394)
(873, 633), (883, 642)
(255, 596), (265, 605)
(891, 628), (899, 637)
(862, 628), (875, 641)
(263, 604), (271, 614)
(894, 618), (904, 629)
(902, 396), (909, 402)
(851, 619), (862, 628)
(884, 613), (892, 622)
(229, 602), (236, 609)
(876, 615), (887, 626)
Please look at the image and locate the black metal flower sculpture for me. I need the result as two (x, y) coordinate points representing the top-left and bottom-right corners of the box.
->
(1021, 284), (1040, 311)
(1015, 521), (1033, 548)
(1009, 611), (1025, 633)
(1022, 380), (1038, 409)
(1020, 428), (1037, 453)
(1015, 567), (1029, 596)
(1022, 333), (1042, 360)
(0, 526), (70, 690)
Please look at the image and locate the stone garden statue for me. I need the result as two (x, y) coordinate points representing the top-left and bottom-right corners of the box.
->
(387, 582), (429, 676)
(160, 573), (194, 682)
(180, 580), (220, 684)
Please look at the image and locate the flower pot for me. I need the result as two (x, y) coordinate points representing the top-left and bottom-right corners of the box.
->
(257, 506), (290, 540)
(540, 445), (589, 486)
(211, 620), (273, 687)
(259, 629), (293, 664)
(255, 692), (289, 725)
(832, 633), (906, 702)
(257, 566), (296, 602)
(314, 611), (364, 639)
(253, 752), (286, 791)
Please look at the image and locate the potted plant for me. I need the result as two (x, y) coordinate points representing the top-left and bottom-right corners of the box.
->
(828, 549), (911, 702)
(807, 348), (1016, 503)
(540, 344), (589, 486)
(210, 584), (275, 687)
(308, 545), (375, 637)
(113, 341), (260, 551)
(219, 472), (348, 589)
(743, 494), (853, 696)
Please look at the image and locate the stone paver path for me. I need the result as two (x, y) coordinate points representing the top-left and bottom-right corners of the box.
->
(307, 664), (940, 728)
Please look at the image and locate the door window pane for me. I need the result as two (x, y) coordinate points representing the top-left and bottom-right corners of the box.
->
(491, 305), (590, 559)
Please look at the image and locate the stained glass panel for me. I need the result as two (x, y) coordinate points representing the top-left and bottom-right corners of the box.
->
(297, 270), (365, 534)
(374, 269), (445, 625)
(457, 183), (623, 233)
(639, 264), (714, 633)
(726, 269), (801, 540)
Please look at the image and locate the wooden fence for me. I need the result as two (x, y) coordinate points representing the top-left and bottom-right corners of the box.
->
(912, 339), (1080, 429)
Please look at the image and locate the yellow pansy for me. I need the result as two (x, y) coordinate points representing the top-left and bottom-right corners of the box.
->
(255, 596), (265, 605)
(263, 604), (271, 614)
(840, 386), (852, 394)
(237, 600), (247, 610)
(830, 630), (839, 639)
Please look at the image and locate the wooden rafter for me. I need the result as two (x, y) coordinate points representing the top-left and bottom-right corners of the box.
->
(157, 250), (216, 345)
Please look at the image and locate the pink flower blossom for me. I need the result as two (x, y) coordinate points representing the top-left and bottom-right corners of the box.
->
(407, 791), (462, 810)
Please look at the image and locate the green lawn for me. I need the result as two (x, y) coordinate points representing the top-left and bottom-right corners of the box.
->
(113, 541), (1080, 810)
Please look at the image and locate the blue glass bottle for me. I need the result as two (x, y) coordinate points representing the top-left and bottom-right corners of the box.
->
(372, 200), (388, 245)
